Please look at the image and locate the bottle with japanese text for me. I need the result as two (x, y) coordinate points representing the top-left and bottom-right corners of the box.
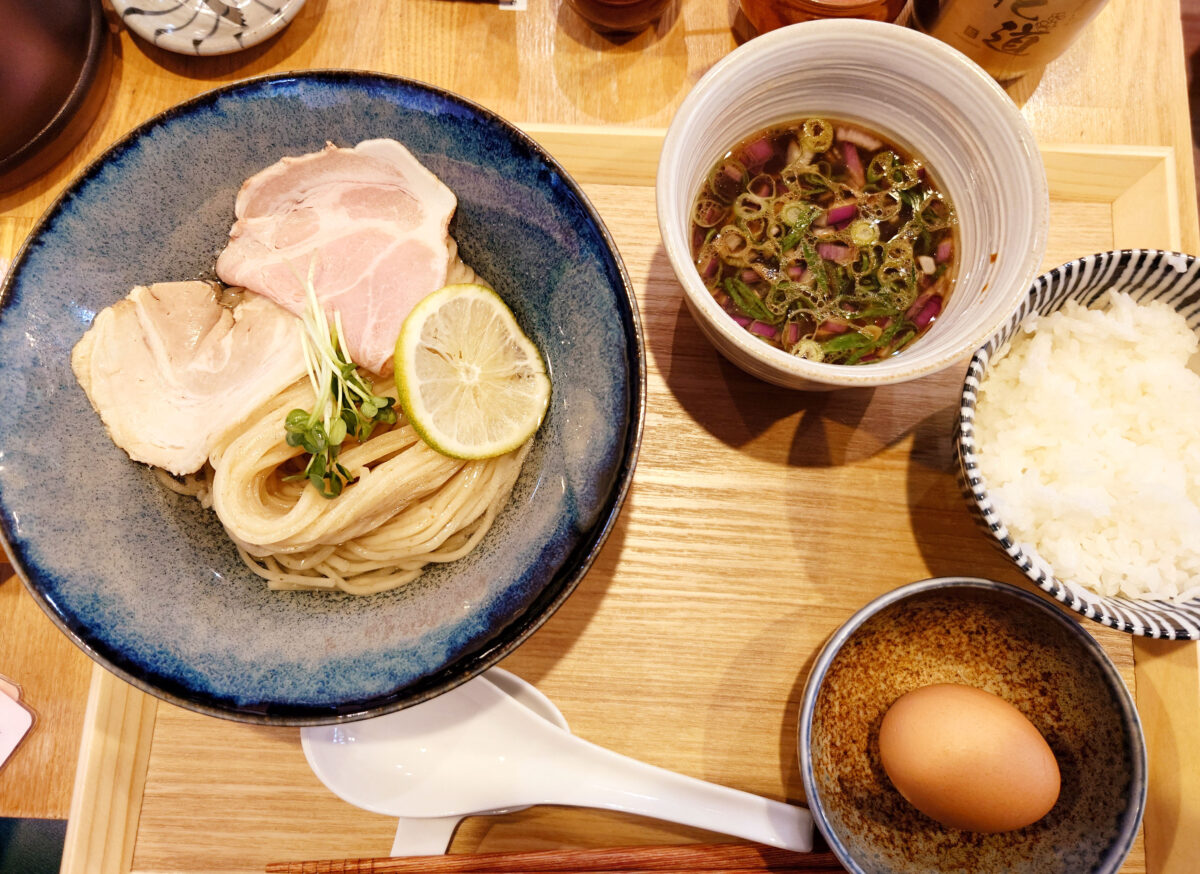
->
(904, 0), (1110, 83)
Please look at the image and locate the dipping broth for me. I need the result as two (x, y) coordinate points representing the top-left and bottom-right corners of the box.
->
(690, 119), (958, 365)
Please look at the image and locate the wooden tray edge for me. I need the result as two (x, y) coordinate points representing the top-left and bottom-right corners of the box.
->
(59, 132), (1197, 874)
(1135, 637), (1200, 874)
(61, 665), (157, 874)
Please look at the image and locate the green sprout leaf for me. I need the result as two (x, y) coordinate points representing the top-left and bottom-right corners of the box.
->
(283, 269), (398, 499)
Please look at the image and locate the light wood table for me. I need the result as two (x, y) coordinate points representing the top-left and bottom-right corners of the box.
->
(1, 0), (1197, 872)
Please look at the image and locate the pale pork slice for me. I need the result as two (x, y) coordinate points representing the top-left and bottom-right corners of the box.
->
(72, 281), (307, 475)
(215, 139), (465, 376)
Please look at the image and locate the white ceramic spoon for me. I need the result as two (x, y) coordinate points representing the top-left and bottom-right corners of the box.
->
(385, 669), (570, 855)
(301, 672), (813, 851)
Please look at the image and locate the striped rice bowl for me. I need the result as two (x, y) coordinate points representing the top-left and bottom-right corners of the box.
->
(955, 249), (1200, 639)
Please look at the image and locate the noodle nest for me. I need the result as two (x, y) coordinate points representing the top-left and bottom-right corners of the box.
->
(162, 379), (528, 595)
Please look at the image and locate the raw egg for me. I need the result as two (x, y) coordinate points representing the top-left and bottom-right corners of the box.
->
(878, 683), (1060, 833)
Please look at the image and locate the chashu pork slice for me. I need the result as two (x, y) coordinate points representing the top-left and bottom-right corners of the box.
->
(72, 280), (307, 476)
(215, 138), (475, 376)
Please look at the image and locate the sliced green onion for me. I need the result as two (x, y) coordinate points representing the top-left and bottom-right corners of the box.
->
(791, 339), (824, 361)
(734, 192), (770, 220)
(848, 219), (879, 246)
(866, 151), (897, 185)
(801, 118), (833, 153)
(801, 238), (829, 295)
(821, 331), (874, 353)
(723, 277), (777, 324)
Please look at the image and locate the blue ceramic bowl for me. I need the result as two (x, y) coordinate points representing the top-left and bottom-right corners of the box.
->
(0, 72), (644, 724)
(799, 577), (1145, 874)
(956, 249), (1200, 639)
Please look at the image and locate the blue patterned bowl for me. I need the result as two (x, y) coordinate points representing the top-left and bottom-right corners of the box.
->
(111, 0), (306, 56)
(955, 249), (1200, 639)
(0, 72), (644, 724)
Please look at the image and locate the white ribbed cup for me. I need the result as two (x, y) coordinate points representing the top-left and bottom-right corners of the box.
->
(656, 19), (1048, 390)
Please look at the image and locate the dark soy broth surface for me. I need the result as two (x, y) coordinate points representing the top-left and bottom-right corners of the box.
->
(690, 119), (957, 365)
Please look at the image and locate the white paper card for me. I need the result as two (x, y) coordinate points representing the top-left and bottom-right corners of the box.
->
(0, 690), (34, 768)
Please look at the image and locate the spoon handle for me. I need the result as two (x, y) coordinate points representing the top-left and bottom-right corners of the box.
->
(533, 730), (813, 852)
(390, 816), (462, 857)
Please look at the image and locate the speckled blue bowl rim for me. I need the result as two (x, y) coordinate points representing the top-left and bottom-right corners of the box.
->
(797, 577), (1147, 874)
(0, 70), (647, 725)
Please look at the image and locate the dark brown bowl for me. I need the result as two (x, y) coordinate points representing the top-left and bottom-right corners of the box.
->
(798, 577), (1145, 874)
(0, 0), (111, 191)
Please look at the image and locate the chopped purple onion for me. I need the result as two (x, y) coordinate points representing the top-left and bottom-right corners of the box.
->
(749, 320), (778, 339)
(743, 137), (774, 166)
(906, 290), (935, 320)
(730, 313), (752, 327)
(826, 203), (857, 225)
(914, 295), (942, 329)
(843, 142), (864, 187)
(817, 242), (854, 264)
(696, 202), (726, 226)
(936, 238), (954, 263)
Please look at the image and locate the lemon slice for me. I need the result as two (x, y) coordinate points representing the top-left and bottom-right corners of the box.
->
(394, 283), (551, 460)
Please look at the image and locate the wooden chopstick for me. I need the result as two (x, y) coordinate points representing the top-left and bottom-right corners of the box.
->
(266, 868), (844, 874)
(265, 843), (846, 873)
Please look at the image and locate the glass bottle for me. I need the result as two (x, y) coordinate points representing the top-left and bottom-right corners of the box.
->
(566, 0), (674, 34)
(741, 0), (907, 36)
(904, 0), (1111, 83)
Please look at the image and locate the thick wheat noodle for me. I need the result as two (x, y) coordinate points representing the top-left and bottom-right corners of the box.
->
(165, 379), (528, 594)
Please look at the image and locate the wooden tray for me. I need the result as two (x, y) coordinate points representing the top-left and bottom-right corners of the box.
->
(60, 129), (1200, 874)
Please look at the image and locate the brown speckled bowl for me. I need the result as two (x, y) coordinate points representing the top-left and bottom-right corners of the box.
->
(798, 577), (1145, 874)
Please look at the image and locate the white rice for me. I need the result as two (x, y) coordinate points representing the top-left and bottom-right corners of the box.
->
(974, 291), (1200, 602)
